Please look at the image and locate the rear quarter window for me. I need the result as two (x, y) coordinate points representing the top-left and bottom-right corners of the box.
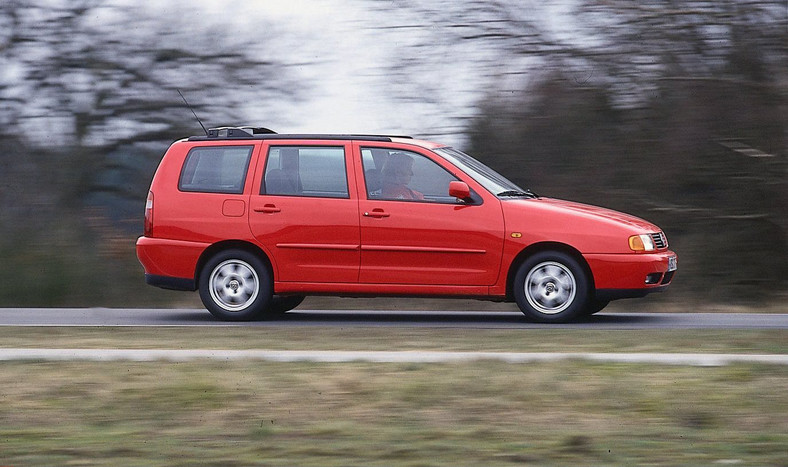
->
(179, 146), (253, 194)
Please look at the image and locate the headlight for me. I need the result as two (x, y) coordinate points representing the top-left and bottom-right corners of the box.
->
(629, 234), (655, 252)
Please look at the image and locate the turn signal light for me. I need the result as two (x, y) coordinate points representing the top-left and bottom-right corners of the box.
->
(629, 234), (655, 252)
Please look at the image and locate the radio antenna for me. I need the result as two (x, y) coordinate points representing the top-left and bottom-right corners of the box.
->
(177, 89), (208, 136)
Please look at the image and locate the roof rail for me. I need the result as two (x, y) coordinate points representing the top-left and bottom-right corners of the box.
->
(207, 127), (277, 138)
(189, 127), (413, 142)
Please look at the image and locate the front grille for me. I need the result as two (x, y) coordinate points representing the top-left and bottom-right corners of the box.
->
(651, 232), (668, 249)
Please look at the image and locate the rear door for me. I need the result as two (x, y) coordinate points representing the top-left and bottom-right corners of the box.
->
(355, 143), (505, 286)
(249, 141), (360, 283)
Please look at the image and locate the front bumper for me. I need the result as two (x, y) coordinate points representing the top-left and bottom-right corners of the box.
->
(585, 250), (677, 298)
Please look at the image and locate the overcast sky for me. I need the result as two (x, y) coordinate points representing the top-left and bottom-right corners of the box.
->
(146, 0), (564, 146)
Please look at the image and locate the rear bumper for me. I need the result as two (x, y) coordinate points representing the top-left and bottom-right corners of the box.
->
(136, 236), (208, 286)
(145, 274), (196, 291)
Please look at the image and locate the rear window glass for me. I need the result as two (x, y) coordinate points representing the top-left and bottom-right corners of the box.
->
(263, 146), (348, 198)
(179, 146), (253, 194)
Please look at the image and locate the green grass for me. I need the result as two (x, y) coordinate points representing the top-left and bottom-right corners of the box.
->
(0, 327), (786, 354)
(0, 360), (785, 466)
(0, 325), (785, 465)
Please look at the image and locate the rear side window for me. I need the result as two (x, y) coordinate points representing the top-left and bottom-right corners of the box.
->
(263, 146), (348, 198)
(179, 145), (253, 194)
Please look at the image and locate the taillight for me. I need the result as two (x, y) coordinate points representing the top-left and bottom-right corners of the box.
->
(144, 191), (154, 237)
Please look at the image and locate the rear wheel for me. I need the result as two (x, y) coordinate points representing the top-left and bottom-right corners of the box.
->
(514, 251), (589, 323)
(199, 250), (272, 321)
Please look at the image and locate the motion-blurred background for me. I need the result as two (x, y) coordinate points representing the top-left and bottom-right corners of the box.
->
(1, 0), (785, 308)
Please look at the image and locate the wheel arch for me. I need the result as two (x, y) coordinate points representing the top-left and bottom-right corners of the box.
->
(506, 242), (595, 300)
(195, 240), (273, 286)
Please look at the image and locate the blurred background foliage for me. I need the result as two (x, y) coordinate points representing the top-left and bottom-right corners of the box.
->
(0, 0), (785, 307)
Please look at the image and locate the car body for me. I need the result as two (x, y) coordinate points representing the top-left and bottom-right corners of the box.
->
(136, 127), (677, 322)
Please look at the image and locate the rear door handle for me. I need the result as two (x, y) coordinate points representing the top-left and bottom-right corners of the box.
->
(254, 204), (281, 214)
(363, 209), (390, 218)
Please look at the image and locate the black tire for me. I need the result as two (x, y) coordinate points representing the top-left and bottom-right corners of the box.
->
(586, 298), (610, 316)
(268, 295), (306, 315)
(513, 251), (590, 323)
(198, 249), (272, 321)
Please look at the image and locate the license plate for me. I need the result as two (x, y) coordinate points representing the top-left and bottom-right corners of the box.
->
(667, 256), (677, 272)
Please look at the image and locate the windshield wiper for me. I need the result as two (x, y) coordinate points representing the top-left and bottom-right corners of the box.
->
(497, 189), (538, 198)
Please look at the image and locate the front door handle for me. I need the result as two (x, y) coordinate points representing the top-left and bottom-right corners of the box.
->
(254, 204), (281, 214)
(363, 209), (390, 218)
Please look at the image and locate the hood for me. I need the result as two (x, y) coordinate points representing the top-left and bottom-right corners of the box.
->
(500, 197), (663, 254)
(534, 198), (659, 231)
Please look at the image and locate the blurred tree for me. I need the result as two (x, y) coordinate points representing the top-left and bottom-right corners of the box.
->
(460, 0), (787, 302)
(0, 1), (297, 305)
(0, 0), (784, 306)
(1, 1), (296, 223)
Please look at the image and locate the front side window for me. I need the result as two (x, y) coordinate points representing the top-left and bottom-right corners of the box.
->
(179, 145), (253, 194)
(362, 148), (459, 203)
(263, 146), (348, 198)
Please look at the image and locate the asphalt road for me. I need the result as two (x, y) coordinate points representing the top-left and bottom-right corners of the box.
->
(0, 308), (786, 329)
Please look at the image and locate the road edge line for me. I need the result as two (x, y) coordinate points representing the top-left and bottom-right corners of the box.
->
(0, 349), (786, 366)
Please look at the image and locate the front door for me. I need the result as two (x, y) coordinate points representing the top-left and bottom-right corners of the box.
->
(356, 144), (505, 286)
(249, 142), (360, 283)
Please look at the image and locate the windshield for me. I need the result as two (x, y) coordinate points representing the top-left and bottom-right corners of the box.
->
(434, 147), (535, 198)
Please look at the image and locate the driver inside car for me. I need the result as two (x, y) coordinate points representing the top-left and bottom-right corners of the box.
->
(380, 152), (424, 200)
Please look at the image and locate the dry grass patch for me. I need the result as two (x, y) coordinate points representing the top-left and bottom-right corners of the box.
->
(0, 360), (785, 466)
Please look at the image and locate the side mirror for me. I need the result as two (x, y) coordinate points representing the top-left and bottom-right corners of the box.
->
(449, 181), (473, 203)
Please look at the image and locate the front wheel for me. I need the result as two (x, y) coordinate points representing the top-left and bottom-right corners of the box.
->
(268, 295), (306, 315)
(199, 250), (272, 321)
(513, 251), (590, 323)
(585, 298), (610, 316)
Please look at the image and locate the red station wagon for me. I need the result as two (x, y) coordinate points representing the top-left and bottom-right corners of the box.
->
(136, 127), (677, 322)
